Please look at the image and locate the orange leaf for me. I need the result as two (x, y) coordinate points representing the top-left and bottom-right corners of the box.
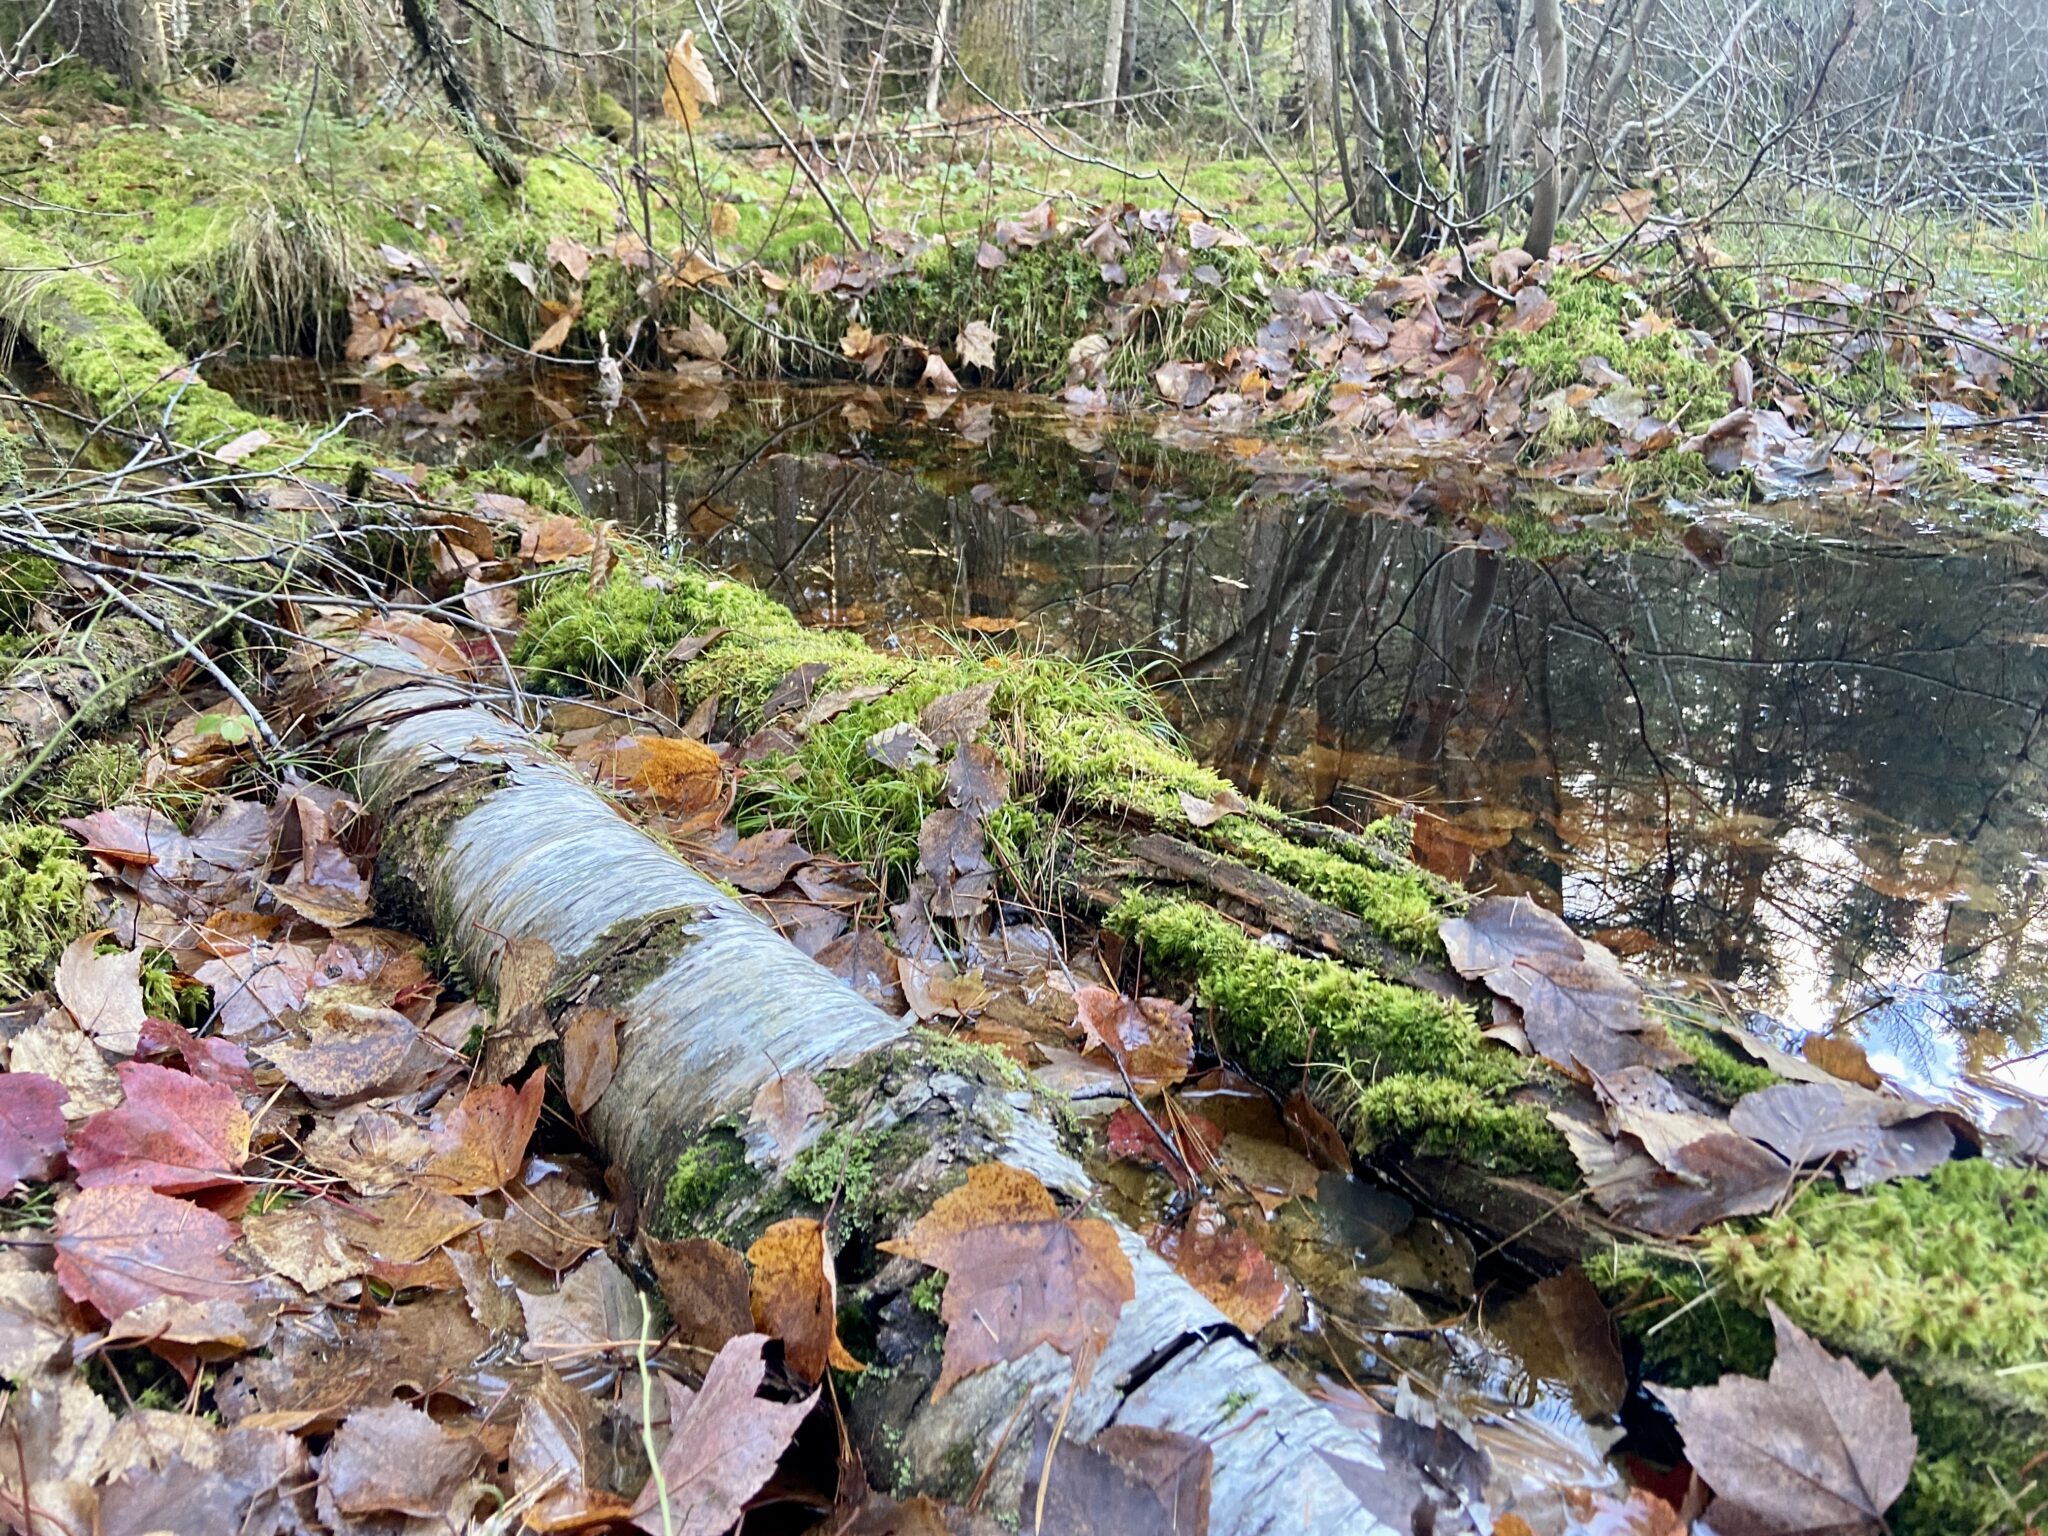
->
(746, 1217), (862, 1387)
(422, 1071), (546, 1194)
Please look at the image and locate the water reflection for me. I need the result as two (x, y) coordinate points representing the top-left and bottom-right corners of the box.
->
(223, 367), (2048, 1081)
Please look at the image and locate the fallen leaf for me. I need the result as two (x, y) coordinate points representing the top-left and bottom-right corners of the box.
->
(1154, 1200), (1289, 1335)
(69, 1062), (250, 1194)
(879, 1162), (1134, 1396)
(1651, 1304), (1915, 1536)
(320, 1400), (484, 1519)
(745, 1069), (827, 1170)
(1282, 1087), (1351, 1173)
(918, 682), (997, 748)
(1440, 896), (1683, 1080)
(562, 1003), (623, 1115)
(1531, 1267), (1626, 1418)
(135, 1017), (255, 1092)
(54, 936), (147, 1055)
(0, 1073), (68, 1194)
(1177, 787), (1248, 827)
(747, 1217), (863, 1386)
(919, 807), (996, 921)
(512, 1367), (638, 1531)
(958, 320), (999, 373)
(919, 351), (961, 393)
(1072, 986), (1194, 1089)
(256, 1002), (448, 1105)
(1802, 1034), (1885, 1090)
(1105, 1104), (1223, 1189)
(865, 720), (939, 769)
(53, 1186), (253, 1322)
(213, 428), (273, 464)
(547, 233), (594, 282)
(1020, 1420), (1212, 1536)
(7, 1013), (122, 1119)
(422, 1069), (546, 1194)
(479, 933), (558, 1084)
(522, 1249), (642, 1364)
(943, 743), (1009, 817)
(646, 1235), (754, 1356)
(630, 1334), (814, 1535)
(495, 1169), (608, 1272)
(300, 1105), (432, 1195)
(601, 735), (724, 814)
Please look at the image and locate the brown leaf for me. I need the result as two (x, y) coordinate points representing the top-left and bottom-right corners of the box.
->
(1105, 1104), (1223, 1190)
(256, 1002), (449, 1105)
(1020, 1420), (1212, 1536)
(1176, 787), (1248, 828)
(8, 1013), (121, 1119)
(818, 930), (906, 1012)
(320, 1400), (484, 1519)
(1651, 1304), (1915, 1535)
(1153, 1200), (1288, 1335)
(747, 1217), (863, 1386)
(943, 743), (1009, 817)
(0, 1369), (112, 1536)
(958, 320), (998, 373)
(1440, 896), (1683, 1080)
(478, 934), (558, 1085)
(522, 1249), (642, 1364)
(1282, 1087), (1351, 1173)
(0, 1073), (68, 1194)
(562, 1004), (623, 1115)
(1531, 1267), (1626, 1418)
(917, 681), (997, 748)
(1072, 986), (1194, 1090)
(422, 1070), (546, 1194)
(69, 1062), (249, 1194)
(513, 1367), (638, 1531)
(918, 807), (996, 921)
(920, 351), (961, 393)
(660, 29), (719, 126)
(631, 1334), (814, 1535)
(600, 735), (724, 814)
(879, 1162), (1134, 1396)
(54, 936), (146, 1056)
(745, 1069), (827, 1171)
(53, 1186), (253, 1322)
(495, 1168), (607, 1272)
(300, 1105), (433, 1195)
(647, 1236), (753, 1356)
(1802, 1034), (1885, 1090)
(1551, 1116), (1789, 1238)
(245, 1188), (480, 1292)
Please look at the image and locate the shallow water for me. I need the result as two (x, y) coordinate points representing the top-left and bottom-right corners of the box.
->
(229, 365), (2048, 1099)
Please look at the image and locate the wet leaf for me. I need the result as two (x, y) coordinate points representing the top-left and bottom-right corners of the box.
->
(135, 1017), (255, 1092)
(1440, 896), (1683, 1081)
(1154, 1200), (1288, 1335)
(495, 1168), (608, 1272)
(631, 1333), (815, 1535)
(818, 930), (906, 1012)
(562, 1003), (623, 1115)
(647, 1235), (754, 1356)
(660, 29), (718, 127)
(1072, 986), (1194, 1089)
(1105, 1104), (1223, 1188)
(479, 933), (558, 1084)
(745, 1068), (827, 1171)
(69, 1062), (250, 1194)
(879, 1161), (1134, 1396)
(422, 1069), (546, 1194)
(747, 1217), (863, 1386)
(1020, 1420), (1212, 1536)
(1282, 1086), (1351, 1173)
(0, 1368), (112, 1536)
(1651, 1304), (1914, 1536)
(1801, 1034), (1884, 1090)
(513, 1366), (639, 1531)
(0, 1073), (68, 1194)
(54, 936), (146, 1056)
(522, 1249), (642, 1363)
(1532, 1267), (1627, 1418)
(943, 742), (1009, 816)
(1726, 1081), (1956, 1189)
(300, 1105), (433, 1195)
(53, 1186), (253, 1321)
(1552, 1116), (1789, 1238)
(919, 806), (996, 921)
(319, 1400), (484, 1519)
(866, 720), (939, 769)
(256, 1002), (448, 1105)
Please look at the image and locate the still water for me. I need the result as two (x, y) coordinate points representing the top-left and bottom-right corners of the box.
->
(232, 367), (2048, 1097)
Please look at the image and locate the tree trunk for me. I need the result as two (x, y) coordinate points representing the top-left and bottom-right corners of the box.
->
(1101, 0), (1130, 112)
(399, 0), (525, 187)
(55, 0), (168, 87)
(1118, 0), (1139, 98)
(1520, 0), (1564, 257)
(473, 0), (522, 136)
(339, 640), (1411, 1534)
(1289, 0), (1330, 128)
(951, 0), (1025, 106)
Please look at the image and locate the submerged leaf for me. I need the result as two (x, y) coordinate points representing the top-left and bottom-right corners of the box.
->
(630, 1334), (814, 1535)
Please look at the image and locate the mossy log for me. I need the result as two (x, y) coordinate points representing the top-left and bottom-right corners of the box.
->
(335, 634), (1412, 1533)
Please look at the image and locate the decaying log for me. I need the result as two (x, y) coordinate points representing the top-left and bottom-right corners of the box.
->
(336, 640), (1410, 1534)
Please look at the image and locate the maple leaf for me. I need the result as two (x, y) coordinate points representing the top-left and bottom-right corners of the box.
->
(1071, 987), (1194, 1090)
(1651, 1304), (1915, 1535)
(69, 1062), (251, 1194)
(421, 1069), (545, 1194)
(631, 1333), (814, 1536)
(879, 1162), (1134, 1396)
(0, 1072), (68, 1194)
(647, 1235), (754, 1355)
(1020, 1421), (1213, 1536)
(1105, 1103), (1222, 1189)
(54, 935), (146, 1055)
(53, 1186), (254, 1322)
(1153, 1200), (1289, 1336)
(958, 319), (999, 373)
(747, 1217), (863, 1386)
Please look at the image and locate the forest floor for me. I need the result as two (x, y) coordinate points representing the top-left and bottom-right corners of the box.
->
(5, 68), (2048, 1536)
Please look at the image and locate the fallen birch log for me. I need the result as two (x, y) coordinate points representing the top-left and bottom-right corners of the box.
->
(335, 634), (1410, 1534)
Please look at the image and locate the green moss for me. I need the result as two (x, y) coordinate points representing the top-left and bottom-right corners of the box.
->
(0, 822), (92, 998)
(1212, 819), (1447, 956)
(910, 1270), (946, 1315)
(0, 554), (55, 631)
(1108, 893), (1568, 1179)
(661, 1131), (747, 1230)
(789, 1125), (883, 1214)
(1666, 1019), (1780, 1106)
(23, 741), (143, 819)
(1489, 273), (1731, 430)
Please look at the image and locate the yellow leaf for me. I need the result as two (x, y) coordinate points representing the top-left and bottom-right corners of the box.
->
(661, 31), (719, 128)
(710, 202), (740, 239)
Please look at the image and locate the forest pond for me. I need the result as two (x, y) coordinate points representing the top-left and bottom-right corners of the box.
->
(232, 366), (2048, 1102)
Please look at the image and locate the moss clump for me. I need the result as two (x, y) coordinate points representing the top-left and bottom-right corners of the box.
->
(0, 822), (93, 998)
(1667, 1019), (1780, 1106)
(1489, 273), (1731, 430)
(23, 741), (143, 819)
(789, 1125), (882, 1213)
(1108, 893), (1570, 1180)
(0, 553), (55, 632)
(1211, 818), (1448, 956)
(661, 1131), (747, 1231)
